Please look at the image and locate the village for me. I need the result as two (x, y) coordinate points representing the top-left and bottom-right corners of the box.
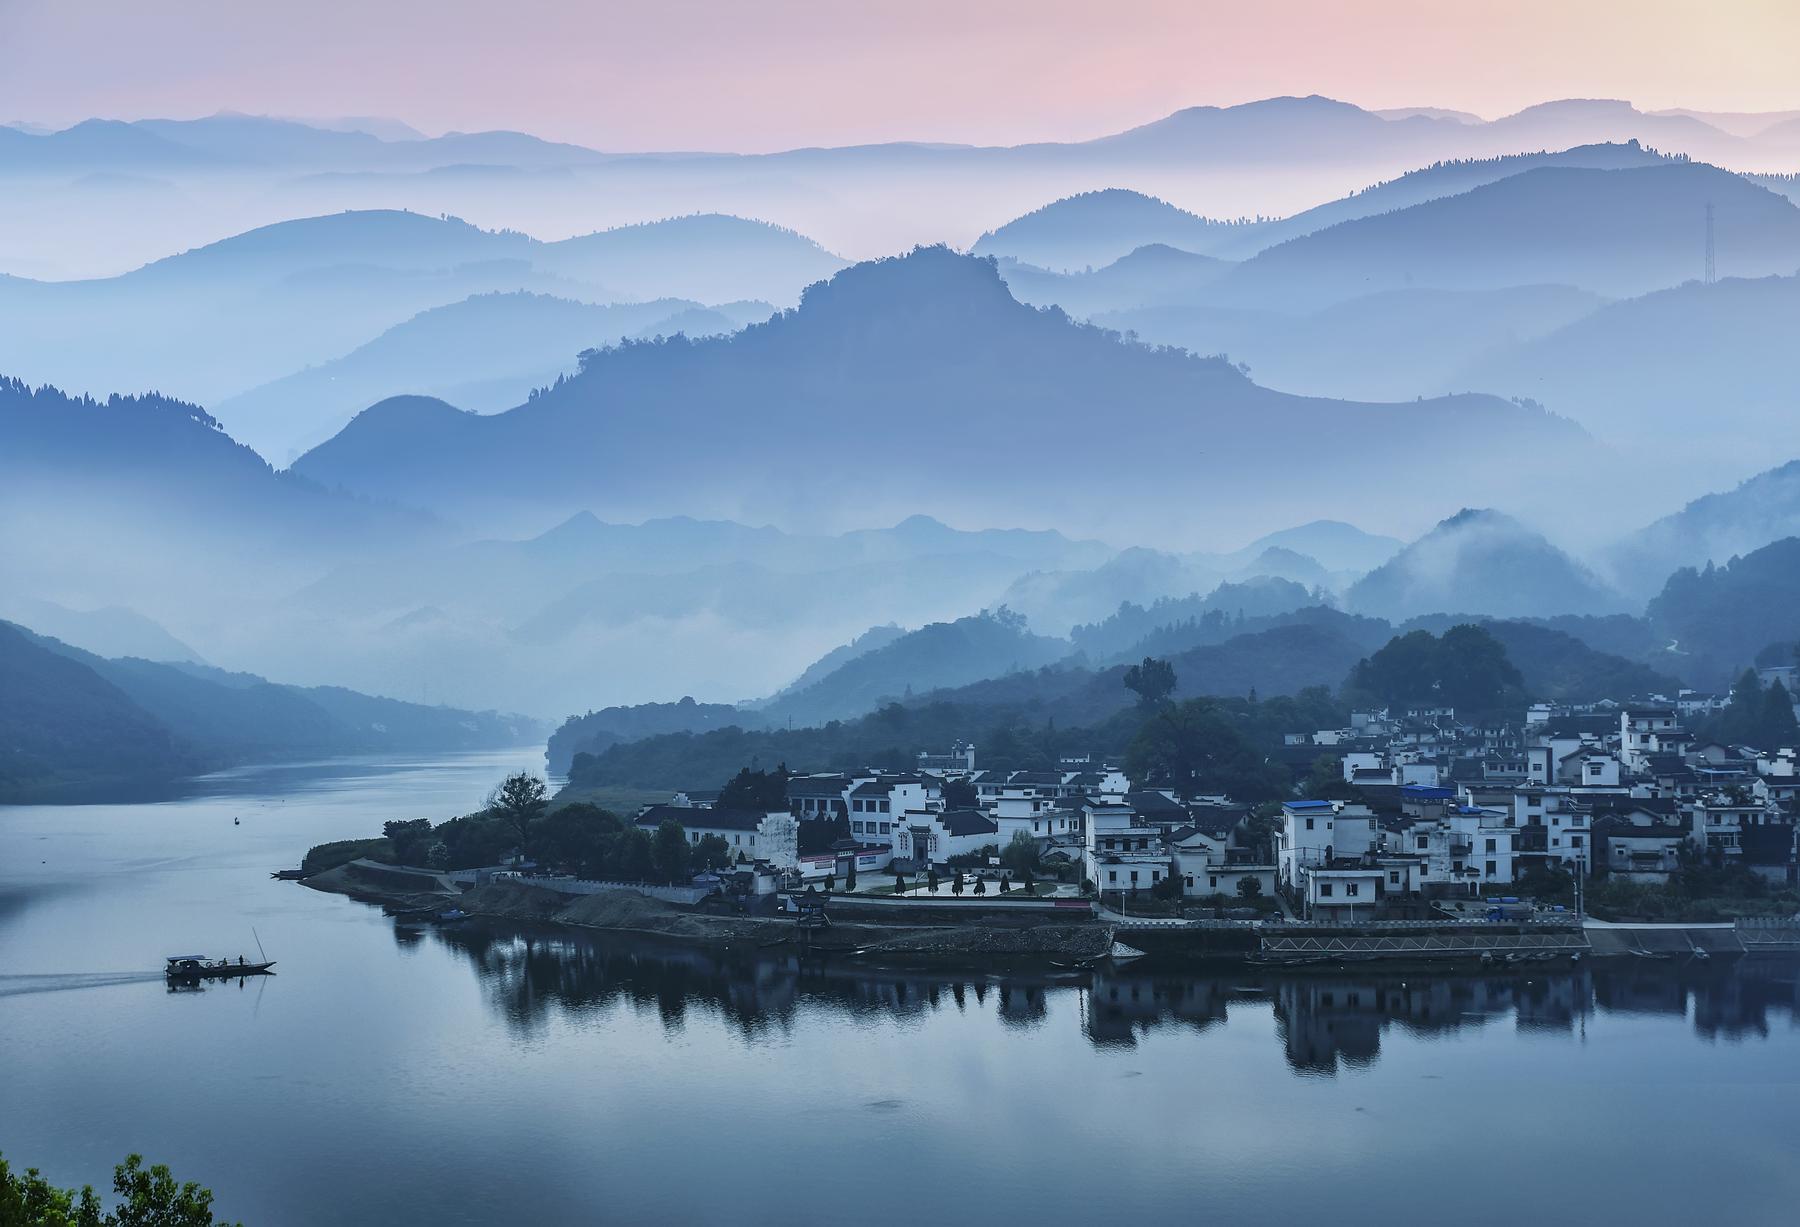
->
(603, 684), (1800, 928)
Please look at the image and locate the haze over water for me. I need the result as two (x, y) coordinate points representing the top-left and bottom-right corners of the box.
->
(2, 753), (1797, 1226)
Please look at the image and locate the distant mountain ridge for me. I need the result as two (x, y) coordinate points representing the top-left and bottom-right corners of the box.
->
(290, 246), (1590, 541)
(1347, 509), (1625, 621)
(213, 291), (771, 460)
(1608, 460), (1800, 598)
(0, 618), (542, 801)
(0, 209), (845, 442)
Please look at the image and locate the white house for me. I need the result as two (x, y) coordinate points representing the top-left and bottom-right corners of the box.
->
(893, 808), (999, 868)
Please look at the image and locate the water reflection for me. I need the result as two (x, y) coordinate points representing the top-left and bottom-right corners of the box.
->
(411, 918), (1799, 1071)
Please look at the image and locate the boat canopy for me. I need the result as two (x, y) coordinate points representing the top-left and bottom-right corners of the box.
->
(166, 954), (210, 962)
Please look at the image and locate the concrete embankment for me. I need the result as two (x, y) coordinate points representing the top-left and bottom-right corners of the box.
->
(303, 863), (1113, 966)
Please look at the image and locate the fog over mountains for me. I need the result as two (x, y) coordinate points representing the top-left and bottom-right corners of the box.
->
(6, 94), (1800, 729)
(290, 246), (1587, 541)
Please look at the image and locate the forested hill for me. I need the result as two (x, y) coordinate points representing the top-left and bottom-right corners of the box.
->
(555, 608), (1674, 794)
(0, 620), (199, 801)
(290, 246), (1586, 537)
(1, 620), (545, 802)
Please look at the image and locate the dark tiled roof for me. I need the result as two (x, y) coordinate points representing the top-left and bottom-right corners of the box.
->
(787, 776), (849, 797)
(1182, 804), (1248, 839)
(638, 804), (765, 832)
(939, 809), (1000, 837)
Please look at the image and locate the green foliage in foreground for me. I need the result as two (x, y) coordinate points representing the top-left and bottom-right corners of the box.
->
(0, 1152), (239, 1226)
(1588, 859), (1800, 923)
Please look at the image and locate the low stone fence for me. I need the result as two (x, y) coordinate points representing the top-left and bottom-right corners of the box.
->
(432, 865), (711, 905)
(502, 875), (713, 906)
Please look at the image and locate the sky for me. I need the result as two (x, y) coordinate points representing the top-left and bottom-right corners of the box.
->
(4, 0), (1800, 151)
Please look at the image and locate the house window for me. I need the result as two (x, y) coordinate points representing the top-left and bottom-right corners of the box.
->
(880, 823), (890, 835)
(1485, 838), (1497, 853)
(1209, 876), (1218, 889)
(1486, 860), (1497, 877)
(1185, 876), (1194, 888)
(733, 834), (741, 845)
(1319, 883), (1334, 897)
(1389, 871), (1400, 884)
(1346, 883), (1360, 897)
(1305, 818), (1315, 830)
(1417, 836), (1428, 850)
(1570, 835), (1583, 847)
(1107, 870), (1118, 884)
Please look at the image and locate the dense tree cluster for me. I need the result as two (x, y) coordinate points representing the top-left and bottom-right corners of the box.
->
(1344, 624), (1523, 714)
(1704, 670), (1800, 750)
(0, 1152), (238, 1226)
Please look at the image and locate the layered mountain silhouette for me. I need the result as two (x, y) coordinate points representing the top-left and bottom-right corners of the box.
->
(756, 610), (1071, 726)
(0, 618), (540, 802)
(972, 189), (1245, 270)
(291, 247), (1588, 540)
(1460, 273), (1800, 453)
(997, 244), (1237, 318)
(214, 291), (772, 461)
(1097, 283), (1603, 401)
(1346, 509), (1625, 621)
(0, 209), (842, 424)
(1607, 460), (1800, 599)
(1213, 162), (1800, 309)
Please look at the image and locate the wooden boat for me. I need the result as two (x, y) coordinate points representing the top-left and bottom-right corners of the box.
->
(270, 868), (308, 880)
(164, 955), (276, 980)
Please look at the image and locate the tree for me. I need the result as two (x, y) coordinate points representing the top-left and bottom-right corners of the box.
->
(927, 868), (941, 894)
(940, 777), (978, 808)
(951, 873), (965, 897)
(1, 1152), (241, 1227)
(1021, 864), (1036, 895)
(1000, 830), (1040, 878)
(651, 820), (691, 884)
(692, 833), (732, 871)
(1124, 656), (1177, 708)
(617, 829), (655, 882)
(382, 818), (434, 865)
(892, 866), (905, 894)
(534, 803), (624, 875)
(972, 876), (987, 896)
(1236, 876), (1263, 900)
(718, 763), (791, 812)
(487, 773), (548, 862)
(1760, 679), (1799, 748)
(1345, 625), (1521, 715)
(1125, 700), (1286, 802)
(845, 858), (858, 891)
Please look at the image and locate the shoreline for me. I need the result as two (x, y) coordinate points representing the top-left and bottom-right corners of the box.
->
(301, 861), (1796, 971)
(302, 862), (1118, 968)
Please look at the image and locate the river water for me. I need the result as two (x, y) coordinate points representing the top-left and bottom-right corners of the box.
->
(2, 750), (1798, 1226)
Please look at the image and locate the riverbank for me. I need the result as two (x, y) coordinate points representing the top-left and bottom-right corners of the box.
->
(302, 861), (1116, 966)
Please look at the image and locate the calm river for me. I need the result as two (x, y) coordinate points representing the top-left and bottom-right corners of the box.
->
(3, 750), (1798, 1225)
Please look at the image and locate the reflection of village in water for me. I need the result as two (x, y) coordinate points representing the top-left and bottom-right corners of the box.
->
(401, 920), (1800, 1071)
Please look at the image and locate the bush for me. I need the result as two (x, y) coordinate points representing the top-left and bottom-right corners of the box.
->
(302, 837), (392, 875)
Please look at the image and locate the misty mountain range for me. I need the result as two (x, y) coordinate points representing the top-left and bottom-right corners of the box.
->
(0, 618), (541, 803)
(10, 95), (1800, 280)
(7, 98), (1800, 748)
(0, 209), (839, 458)
(288, 246), (1589, 540)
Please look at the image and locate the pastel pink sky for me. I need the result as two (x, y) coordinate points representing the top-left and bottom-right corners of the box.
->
(5, 0), (1798, 150)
